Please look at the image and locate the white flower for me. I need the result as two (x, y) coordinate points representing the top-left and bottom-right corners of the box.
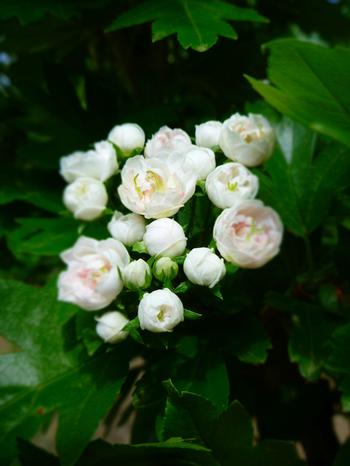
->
(107, 211), (146, 246)
(123, 259), (152, 290)
(153, 257), (179, 282)
(59, 141), (118, 183)
(182, 145), (216, 180)
(144, 126), (191, 158)
(138, 288), (184, 333)
(118, 154), (196, 219)
(144, 218), (187, 257)
(183, 247), (226, 288)
(108, 123), (145, 155)
(205, 162), (259, 209)
(195, 121), (222, 149)
(58, 236), (130, 310)
(96, 311), (129, 343)
(213, 200), (283, 268)
(219, 113), (274, 167)
(63, 177), (108, 221)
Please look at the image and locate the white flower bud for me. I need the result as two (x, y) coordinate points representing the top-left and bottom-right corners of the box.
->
(107, 211), (146, 246)
(96, 311), (129, 343)
(220, 113), (274, 167)
(153, 257), (179, 282)
(182, 145), (216, 180)
(59, 141), (118, 183)
(205, 162), (259, 209)
(195, 121), (222, 149)
(108, 123), (145, 155)
(138, 288), (184, 333)
(183, 247), (226, 288)
(144, 126), (191, 158)
(118, 154), (196, 219)
(123, 259), (152, 290)
(63, 177), (108, 221)
(144, 218), (187, 257)
(213, 200), (283, 268)
(58, 236), (130, 311)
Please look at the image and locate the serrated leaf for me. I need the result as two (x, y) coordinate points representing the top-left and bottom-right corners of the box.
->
(163, 384), (300, 466)
(106, 0), (267, 51)
(0, 280), (129, 465)
(160, 350), (229, 442)
(247, 39), (350, 146)
(210, 401), (253, 465)
(267, 293), (339, 380)
(76, 438), (219, 466)
(257, 117), (350, 236)
(288, 310), (337, 380)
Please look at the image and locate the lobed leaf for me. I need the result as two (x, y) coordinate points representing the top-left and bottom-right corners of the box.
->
(0, 280), (129, 465)
(106, 0), (267, 51)
(247, 39), (350, 146)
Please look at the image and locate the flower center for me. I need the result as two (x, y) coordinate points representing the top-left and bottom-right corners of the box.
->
(157, 305), (171, 322)
(78, 263), (111, 288)
(227, 181), (238, 192)
(234, 120), (263, 143)
(232, 215), (266, 242)
(134, 170), (165, 199)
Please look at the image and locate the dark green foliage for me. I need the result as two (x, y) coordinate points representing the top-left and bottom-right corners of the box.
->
(1, 1), (350, 465)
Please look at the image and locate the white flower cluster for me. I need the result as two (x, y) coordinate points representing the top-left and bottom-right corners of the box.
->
(58, 115), (283, 343)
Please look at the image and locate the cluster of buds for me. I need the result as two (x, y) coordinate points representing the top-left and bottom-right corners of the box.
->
(58, 114), (283, 343)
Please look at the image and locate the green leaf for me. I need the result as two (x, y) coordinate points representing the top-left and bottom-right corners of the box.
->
(123, 317), (144, 345)
(209, 401), (253, 465)
(132, 241), (148, 254)
(267, 293), (338, 380)
(160, 350), (229, 442)
(76, 438), (219, 466)
(163, 381), (220, 446)
(326, 322), (350, 374)
(164, 385), (300, 466)
(0, 181), (63, 213)
(257, 117), (350, 236)
(76, 313), (103, 357)
(7, 217), (79, 258)
(0, 280), (129, 465)
(106, 0), (267, 52)
(225, 315), (272, 365)
(339, 376), (350, 412)
(288, 310), (337, 380)
(174, 351), (229, 410)
(184, 309), (202, 320)
(247, 39), (350, 146)
(174, 281), (192, 294)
